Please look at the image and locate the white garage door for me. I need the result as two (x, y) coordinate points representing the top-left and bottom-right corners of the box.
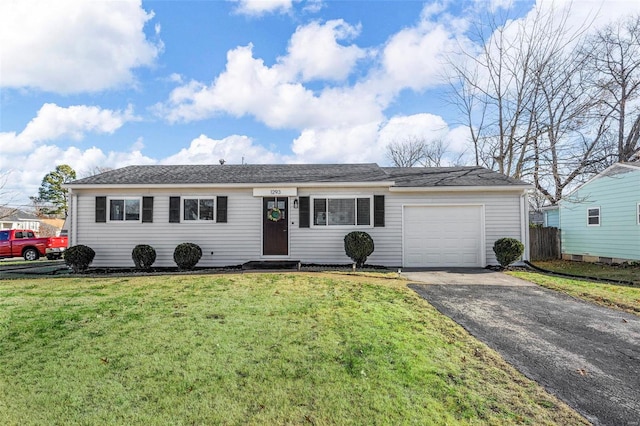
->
(403, 205), (484, 267)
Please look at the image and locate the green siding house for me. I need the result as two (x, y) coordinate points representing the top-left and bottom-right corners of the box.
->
(560, 163), (640, 262)
(542, 206), (559, 228)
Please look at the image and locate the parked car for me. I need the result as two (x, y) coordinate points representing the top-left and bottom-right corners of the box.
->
(0, 229), (69, 261)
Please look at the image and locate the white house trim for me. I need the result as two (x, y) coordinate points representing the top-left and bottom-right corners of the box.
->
(67, 181), (396, 190)
(389, 186), (530, 193)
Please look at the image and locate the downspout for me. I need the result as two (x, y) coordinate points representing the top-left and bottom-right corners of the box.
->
(521, 191), (530, 261)
(70, 190), (77, 246)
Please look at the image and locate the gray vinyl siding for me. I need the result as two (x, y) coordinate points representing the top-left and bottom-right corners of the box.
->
(70, 186), (526, 267)
(291, 188), (524, 267)
(73, 188), (261, 267)
(388, 191), (523, 266)
(290, 187), (394, 266)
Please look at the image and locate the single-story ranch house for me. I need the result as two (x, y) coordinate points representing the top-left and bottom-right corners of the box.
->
(65, 164), (531, 268)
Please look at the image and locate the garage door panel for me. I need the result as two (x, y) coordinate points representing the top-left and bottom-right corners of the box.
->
(403, 206), (483, 267)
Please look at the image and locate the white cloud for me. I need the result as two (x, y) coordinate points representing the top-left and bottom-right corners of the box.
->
(155, 8), (478, 166)
(444, 125), (472, 154)
(280, 20), (367, 81)
(231, 0), (294, 16)
(0, 103), (136, 155)
(1, 143), (156, 209)
(380, 16), (468, 91)
(0, 103), (148, 198)
(291, 122), (382, 163)
(159, 42), (383, 129)
(378, 113), (449, 145)
(0, 0), (161, 93)
(161, 134), (283, 165)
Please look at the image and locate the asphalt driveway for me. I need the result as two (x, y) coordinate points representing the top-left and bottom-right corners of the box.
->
(407, 269), (640, 426)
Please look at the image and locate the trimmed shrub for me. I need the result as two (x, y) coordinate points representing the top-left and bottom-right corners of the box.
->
(64, 245), (96, 273)
(344, 231), (375, 268)
(493, 237), (524, 267)
(132, 244), (156, 270)
(173, 242), (202, 270)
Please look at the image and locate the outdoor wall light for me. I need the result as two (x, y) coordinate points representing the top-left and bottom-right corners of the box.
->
(293, 198), (299, 209)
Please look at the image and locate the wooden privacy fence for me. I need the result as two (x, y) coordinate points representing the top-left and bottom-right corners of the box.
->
(530, 227), (561, 261)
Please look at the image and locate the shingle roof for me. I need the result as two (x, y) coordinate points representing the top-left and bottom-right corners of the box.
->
(0, 208), (40, 221)
(382, 166), (529, 187)
(69, 164), (389, 185)
(68, 163), (530, 187)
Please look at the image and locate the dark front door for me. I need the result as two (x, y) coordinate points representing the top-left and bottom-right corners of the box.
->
(263, 197), (288, 256)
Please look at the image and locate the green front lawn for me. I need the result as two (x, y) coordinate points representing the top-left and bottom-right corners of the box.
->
(510, 271), (640, 315)
(533, 260), (640, 284)
(0, 273), (585, 425)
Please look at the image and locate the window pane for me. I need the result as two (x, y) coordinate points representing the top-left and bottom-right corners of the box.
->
(588, 208), (599, 225)
(314, 198), (327, 225)
(110, 200), (124, 221)
(328, 199), (355, 225)
(200, 199), (214, 220)
(184, 199), (198, 220)
(0, 231), (8, 241)
(357, 198), (370, 226)
(125, 199), (140, 221)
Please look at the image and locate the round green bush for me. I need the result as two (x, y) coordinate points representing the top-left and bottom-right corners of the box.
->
(64, 244), (96, 273)
(344, 231), (375, 268)
(132, 244), (156, 270)
(493, 237), (524, 267)
(173, 242), (202, 270)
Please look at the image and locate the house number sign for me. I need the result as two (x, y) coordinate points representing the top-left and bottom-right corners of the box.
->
(253, 187), (297, 197)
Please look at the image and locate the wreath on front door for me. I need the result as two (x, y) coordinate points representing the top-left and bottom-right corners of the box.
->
(267, 207), (283, 222)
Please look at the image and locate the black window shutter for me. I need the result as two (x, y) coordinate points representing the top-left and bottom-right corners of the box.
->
(216, 196), (228, 223)
(299, 196), (310, 228)
(169, 197), (180, 223)
(96, 196), (106, 223)
(142, 197), (154, 223)
(357, 198), (371, 226)
(374, 195), (385, 227)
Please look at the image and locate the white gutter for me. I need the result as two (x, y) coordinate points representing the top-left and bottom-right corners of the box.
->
(389, 185), (532, 193)
(65, 181), (397, 190)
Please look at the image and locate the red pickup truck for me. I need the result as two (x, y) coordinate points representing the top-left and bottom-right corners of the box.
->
(0, 229), (68, 261)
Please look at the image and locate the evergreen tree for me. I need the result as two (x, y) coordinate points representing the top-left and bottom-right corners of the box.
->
(36, 164), (76, 217)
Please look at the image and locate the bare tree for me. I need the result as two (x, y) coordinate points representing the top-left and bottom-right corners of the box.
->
(531, 45), (611, 204)
(386, 137), (427, 167)
(81, 166), (114, 177)
(584, 15), (640, 163)
(447, 4), (607, 204)
(422, 139), (448, 167)
(0, 170), (18, 219)
(386, 137), (451, 167)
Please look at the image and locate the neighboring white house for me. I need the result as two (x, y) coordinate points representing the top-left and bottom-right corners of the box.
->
(0, 209), (41, 232)
(65, 164), (531, 268)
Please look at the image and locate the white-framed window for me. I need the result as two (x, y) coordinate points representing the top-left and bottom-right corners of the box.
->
(108, 197), (141, 222)
(182, 197), (215, 221)
(312, 196), (371, 227)
(587, 207), (600, 226)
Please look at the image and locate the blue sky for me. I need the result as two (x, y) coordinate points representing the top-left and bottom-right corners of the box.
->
(0, 0), (636, 209)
